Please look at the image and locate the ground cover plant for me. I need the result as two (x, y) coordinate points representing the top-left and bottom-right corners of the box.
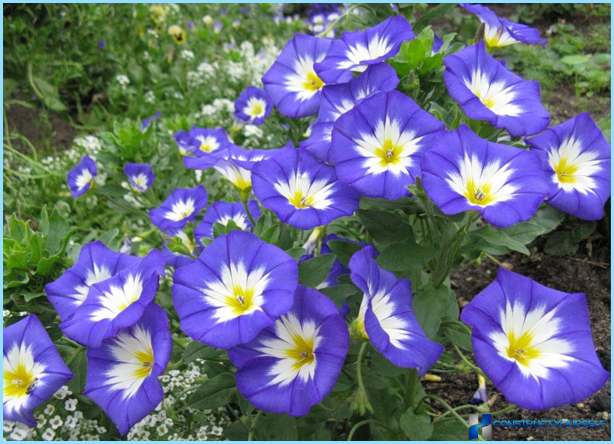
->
(3, 3), (611, 441)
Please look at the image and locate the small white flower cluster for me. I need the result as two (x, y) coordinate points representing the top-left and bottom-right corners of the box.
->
(144, 90), (156, 104)
(180, 49), (195, 61)
(74, 135), (103, 157)
(41, 154), (66, 171)
(307, 10), (341, 38)
(116, 74), (131, 87)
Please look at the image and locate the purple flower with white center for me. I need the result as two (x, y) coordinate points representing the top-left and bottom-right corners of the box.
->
(331, 90), (446, 200)
(194, 201), (261, 241)
(228, 285), (349, 416)
(149, 186), (208, 234)
(461, 3), (547, 48)
(84, 304), (172, 435)
(234, 86), (273, 125)
(443, 42), (551, 137)
(45, 241), (142, 322)
(461, 268), (609, 410)
(187, 127), (230, 157)
(262, 34), (348, 118)
(349, 247), (443, 372)
(172, 231), (299, 349)
(67, 156), (97, 198)
(252, 148), (361, 230)
(314, 16), (415, 84)
(141, 110), (161, 132)
(301, 63), (400, 163)
(421, 125), (549, 228)
(3, 315), (73, 427)
(59, 249), (165, 347)
(526, 113), (611, 220)
(173, 130), (193, 156)
(124, 163), (155, 193)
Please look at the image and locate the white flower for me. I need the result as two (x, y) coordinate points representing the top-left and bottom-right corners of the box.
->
(244, 124), (263, 139)
(181, 50), (195, 61)
(73, 411), (83, 420)
(65, 416), (77, 429)
(3, 420), (14, 433)
(49, 415), (63, 430)
(201, 104), (216, 116)
(116, 75), (130, 86)
(65, 398), (78, 411)
(157, 410), (167, 421)
(9, 427), (29, 441)
(211, 426), (223, 436)
(41, 428), (55, 441)
(164, 418), (174, 427)
(156, 424), (169, 435)
(43, 405), (55, 415)
(144, 91), (156, 104)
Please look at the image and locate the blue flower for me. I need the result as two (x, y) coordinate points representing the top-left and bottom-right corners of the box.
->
(421, 125), (549, 228)
(149, 186), (208, 234)
(3, 315), (73, 427)
(59, 250), (166, 347)
(67, 156), (97, 198)
(194, 200), (261, 242)
(526, 112), (611, 220)
(331, 90), (446, 200)
(252, 148), (361, 230)
(314, 16), (414, 84)
(188, 127), (230, 157)
(349, 246), (444, 373)
(461, 268), (609, 410)
(124, 163), (155, 193)
(228, 285), (349, 416)
(141, 111), (161, 132)
(84, 304), (172, 435)
(45, 241), (142, 322)
(234, 86), (273, 125)
(173, 130), (194, 156)
(172, 231), (298, 349)
(443, 42), (551, 137)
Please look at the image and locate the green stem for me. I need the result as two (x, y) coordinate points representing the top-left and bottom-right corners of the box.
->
(347, 419), (377, 441)
(241, 196), (257, 227)
(248, 410), (263, 441)
(317, 4), (361, 38)
(356, 342), (368, 394)
(65, 345), (86, 367)
(415, 395), (470, 429)
(452, 344), (485, 377)
(485, 252), (505, 267)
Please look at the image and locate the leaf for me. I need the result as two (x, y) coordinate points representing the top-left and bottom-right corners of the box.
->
(187, 373), (236, 410)
(572, 220), (597, 242)
(412, 3), (457, 33)
(34, 256), (59, 277)
(377, 238), (438, 271)
(319, 284), (359, 307)
(429, 419), (467, 441)
(357, 210), (413, 246)
(256, 414), (298, 441)
(97, 184), (127, 198)
(284, 247), (306, 261)
(298, 254), (336, 288)
(213, 220), (241, 238)
(400, 408), (434, 440)
(466, 225), (530, 256)
(258, 224), (280, 244)
(412, 284), (458, 340)
(544, 232), (578, 256)
(22, 290), (46, 302)
(183, 341), (226, 363)
(67, 349), (88, 393)
(326, 240), (363, 268)
(530, 205), (565, 233)
(440, 318), (472, 352)
(45, 208), (72, 254)
(98, 228), (120, 248)
(561, 54), (592, 65)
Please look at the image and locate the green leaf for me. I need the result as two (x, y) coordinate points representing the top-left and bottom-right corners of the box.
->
(22, 290), (46, 302)
(400, 408), (434, 440)
(413, 284), (458, 339)
(440, 318), (472, 351)
(298, 254), (336, 288)
(326, 240), (362, 268)
(67, 349), (88, 393)
(357, 210), (413, 246)
(466, 225), (530, 256)
(6, 215), (30, 244)
(256, 414), (298, 441)
(572, 220), (596, 242)
(429, 419), (467, 441)
(561, 54), (592, 65)
(213, 220), (241, 238)
(187, 373), (236, 410)
(34, 256), (59, 277)
(544, 232), (578, 256)
(377, 238), (438, 271)
(258, 224), (280, 244)
(412, 3), (457, 33)
(284, 247), (306, 261)
(183, 341), (226, 363)
(319, 284), (359, 307)
(97, 184), (127, 198)
(530, 205), (565, 233)
(45, 208), (72, 254)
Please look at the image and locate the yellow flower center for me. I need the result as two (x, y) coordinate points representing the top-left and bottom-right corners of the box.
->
(506, 331), (541, 367)
(200, 143), (213, 153)
(285, 335), (315, 372)
(553, 157), (579, 185)
(250, 103), (264, 117)
(224, 285), (256, 316)
(3, 364), (37, 399)
(133, 348), (154, 380)
(374, 138), (403, 168)
(288, 192), (315, 209)
(302, 71), (324, 93)
(474, 89), (497, 110)
(464, 179), (495, 206)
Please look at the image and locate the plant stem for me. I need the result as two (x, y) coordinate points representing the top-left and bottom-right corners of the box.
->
(356, 342), (368, 394)
(347, 419), (376, 441)
(248, 409), (263, 441)
(452, 344), (485, 377)
(415, 395), (470, 429)
(241, 196), (256, 227)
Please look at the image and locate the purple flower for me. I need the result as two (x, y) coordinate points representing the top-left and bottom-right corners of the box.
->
(314, 16), (415, 84)
(67, 156), (97, 198)
(173, 130), (193, 156)
(228, 285), (349, 416)
(187, 127), (230, 157)
(59, 249), (165, 347)
(3, 315), (73, 427)
(318, 234), (376, 290)
(461, 3), (547, 48)
(97, 39), (106, 49)
(301, 63), (400, 162)
(45, 241), (142, 322)
(84, 304), (172, 435)
(162, 242), (195, 269)
(149, 186), (208, 234)
(432, 35), (444, 54)
(349, 246), (443, 373)
(443, 42), (551, 137)
(262, 34), (348, 118)
(234, 86), (273, 125)
(421, 125), (549, 228)
(141, 110), (161, 132)
(172, 231), (299, 349)
(194, 200), (261, 241)
(252, 148), (361, 230)
(460, 268), (609, 410)
(124, 163), (155, 193)
(526, 112), (611, 220)
(220, 7), (227, 16)
(213, 21), (223, 33)
(331, 90), (446, 200)
(187, 21), (194, 30)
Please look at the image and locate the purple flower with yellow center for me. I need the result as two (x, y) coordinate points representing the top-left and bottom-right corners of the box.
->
(301, 63), (400, 163)
(67, 155), (97, 198)
(461, 3), (547, 49)
(84, 303), (172, 435)
(194, 200), (261, 241)
(228, 285), (349, 416)
(314, 16), (414, 84)
(141, 110), (161, 132)
(172, 231), (299, 349)
(526, 113), (611, 220)
(187, 127), (230, 157)
(461, 268), (609, 410)
(262, 34), (347, 118)
(3, 315), (73, 427)
(349, 246), (443, 373)
(421, 125), (549, 228)
(331, 90), (446, 200)
(443, 42), (550, 137)
(45, 241), (142, 322)
(59, 250), (165, 347)
(252, 148), (361, 230)
(124, 163), (155, 193)
(149, 186), (208, 233)
(234, 86), (273, 125)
